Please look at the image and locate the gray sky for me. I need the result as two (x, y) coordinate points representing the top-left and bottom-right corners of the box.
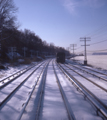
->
(14, 0), (107, 54)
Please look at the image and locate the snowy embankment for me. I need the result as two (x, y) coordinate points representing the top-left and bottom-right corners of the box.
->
(0, 63), (35, 80)
(70, 55), (107, 70)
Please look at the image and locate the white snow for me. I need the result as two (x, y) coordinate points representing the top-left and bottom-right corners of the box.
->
(71, 55), (107, 70)
(60, 64), (107, 106)
(0, 64), (32, 81)
(54, 62), (102, 120)
(39, 61), (68, 120)
(0, 63), (44, 120)
(0, 59), (106, 120)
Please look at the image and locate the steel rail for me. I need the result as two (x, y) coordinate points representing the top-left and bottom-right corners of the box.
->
(35, 60), (50, 120)
(0, 63), (36, 82)
(66, 60), (107, 76)
(52, 61), (76, 120)
(0, 62), (42, 89)
(61, 64), (107, 108)
(17, 61), (48, 120)
(57, 63), (107, 119)
(79, 64), (107, 76)
(67, 63), (107, 82)
(0, 61), (45, 107)
(81, 65), (107, 76)
(64, 64), (107, 92)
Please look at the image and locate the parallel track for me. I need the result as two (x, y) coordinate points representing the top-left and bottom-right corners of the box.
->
(0, 61), (43, 89)
(1, 59), (106, 120)
(18, 60), (50, 120)
(0, 61), (46, 107)
(64, 64), (107, 92)
(57, 62), (107, 119)
(35, 60), (50, 120)
(66, 62), (107, 82)
(52, 61), (76, 120)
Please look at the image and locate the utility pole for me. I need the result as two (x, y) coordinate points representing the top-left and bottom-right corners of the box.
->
(70, 44), (76, 59)
(80, 37), (91, 65)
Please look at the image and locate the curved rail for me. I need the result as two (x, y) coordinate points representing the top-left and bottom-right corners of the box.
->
(57, 62), (107, 119)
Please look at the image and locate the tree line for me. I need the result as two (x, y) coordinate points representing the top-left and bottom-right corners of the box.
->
(0, 0), (70, 61)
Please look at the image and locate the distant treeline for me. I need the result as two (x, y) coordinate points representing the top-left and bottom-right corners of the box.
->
(92, 52), (107, 55)
(0, 0), (70, 61)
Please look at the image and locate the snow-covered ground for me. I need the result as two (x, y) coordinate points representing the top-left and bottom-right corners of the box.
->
(39, 61), (68, 120)
(71, 55), (107, 70)
(61, 64), (107, 106)
(54, 63), (103, 120)
(0, 60), (106, 120)
(0, 63), (36, 80)
(0, 62), (45, 120)
(23, 61), (105, 120)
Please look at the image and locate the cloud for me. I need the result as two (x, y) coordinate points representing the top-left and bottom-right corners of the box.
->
(60, 0), (106, 14)
(60, 0), (78, 14)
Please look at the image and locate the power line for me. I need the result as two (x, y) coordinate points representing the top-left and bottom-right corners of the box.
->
(89, 28), (107, 38)
(90, 39), (107, 45)
(85, 22), (107, 37)
(76, 46), (82, 50)
(91, 29), (107, 39)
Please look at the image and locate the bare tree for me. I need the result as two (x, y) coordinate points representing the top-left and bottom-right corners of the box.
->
(0, 0), (17, 33)
(0, 0), (17, 61)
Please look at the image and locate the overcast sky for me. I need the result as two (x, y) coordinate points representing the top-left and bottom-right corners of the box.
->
(14, 0), (107, 54)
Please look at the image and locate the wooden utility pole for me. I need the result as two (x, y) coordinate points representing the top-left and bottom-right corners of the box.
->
(70, 44), (76, 58)
(80, 37), (91, 65)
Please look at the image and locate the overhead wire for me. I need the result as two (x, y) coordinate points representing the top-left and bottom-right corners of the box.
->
(90, 39), (107, 45)
(79, 22), (107, 53)
(85, 22), (107, 37)
(70, 22), (107, 54)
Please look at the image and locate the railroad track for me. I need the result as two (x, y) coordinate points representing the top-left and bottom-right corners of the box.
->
(57, 62), (107, 119)
(22, 60), (76, 120)
(52, 61), (76, 120)
(35, 60), (50, 120)
(33, 60), (74, 120)
(0, 61), (43, 89)
(0, 60), (50, 120)
(64, 64), (107, 92)
(0, 59), (106, 120)
(66, 62), (107, 82)
(18, 60), (50, 120)
(0, 61), (45, 106)
(67, 60), (107, 75)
